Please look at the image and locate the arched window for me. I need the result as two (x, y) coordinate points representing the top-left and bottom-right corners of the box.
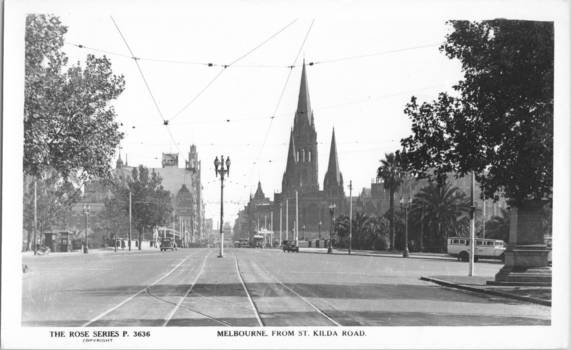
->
(303, 149), (305, 162)
(308, 151), (311, 162)
(297, 150), (300, 162)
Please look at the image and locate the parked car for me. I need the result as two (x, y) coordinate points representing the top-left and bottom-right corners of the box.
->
(160, 238), (177, 252)
(282, 240), (299, 253)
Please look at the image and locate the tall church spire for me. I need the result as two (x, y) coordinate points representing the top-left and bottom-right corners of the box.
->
(296, 60), (312, 126)
(324, 128), (343, 193)
(327, 128), (341, 183)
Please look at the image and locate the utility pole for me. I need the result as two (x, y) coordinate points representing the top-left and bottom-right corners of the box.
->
(129, 189), (132, 251)
(482, 199), (486, 239)
(33, 178), (37, 255)
(469, 172), (476, 276)
(295, 191), (299, 246)
(286, 199), (289, 241)
(349, 180), (352, 255)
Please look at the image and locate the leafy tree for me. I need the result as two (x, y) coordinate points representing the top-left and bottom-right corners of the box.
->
(400, 20), (553, 205)
(410, 181), (470, 253)
(99, 182), (131, 245)
(485, 208), (511, 242)
(377, 152), (404, 251)
(22, 172), (81, 251)
(127, 165), (173, 250)
(25, 14), (125, 182)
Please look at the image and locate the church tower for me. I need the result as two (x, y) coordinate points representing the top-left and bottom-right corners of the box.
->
(282, 61), (319, 194)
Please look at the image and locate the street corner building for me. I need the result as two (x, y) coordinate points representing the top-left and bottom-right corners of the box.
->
(62, 145), (206, 249)
(235, 61), (347, 241)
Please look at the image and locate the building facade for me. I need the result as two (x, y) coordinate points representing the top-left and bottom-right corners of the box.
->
(237, 62), (347, 241)
(67, 145), (204, 247)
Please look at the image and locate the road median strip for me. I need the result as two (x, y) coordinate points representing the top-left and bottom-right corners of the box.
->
(420, 276), (551, 307)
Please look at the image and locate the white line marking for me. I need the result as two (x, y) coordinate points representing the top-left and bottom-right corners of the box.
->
(232, 252), (264, 327)
(250, 255), (342, 326)
(163, 250), (213, 326)
(81, 250), (203, 327)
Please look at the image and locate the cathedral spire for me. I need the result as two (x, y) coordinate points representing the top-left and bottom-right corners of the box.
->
(327, 128), (340, 179)
(324, 128), (343, 188)
(285, 129), (297, 171)
(296, 60), (312, 126)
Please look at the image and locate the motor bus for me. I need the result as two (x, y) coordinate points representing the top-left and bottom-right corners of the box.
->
(447, 237), (506, 262)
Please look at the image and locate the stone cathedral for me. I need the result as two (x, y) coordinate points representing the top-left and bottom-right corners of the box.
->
(236, 61), (346, 239)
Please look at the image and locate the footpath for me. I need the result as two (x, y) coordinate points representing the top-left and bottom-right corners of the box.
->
(296, 247), (551, 307)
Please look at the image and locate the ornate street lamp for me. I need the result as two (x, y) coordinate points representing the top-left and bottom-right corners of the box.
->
(328, 203), (336, 254)
(400, 197), (413, 258)
(318, 221), (322, 239)
(214, 155), (231, 258)
(82, 204), (90, 254)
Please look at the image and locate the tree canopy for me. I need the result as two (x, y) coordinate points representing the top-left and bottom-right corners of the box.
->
(400, 20), (553, 205)
(24, 14), (125, 181)
(99, 183), (131, 243)
(127, 165), (173, 248)
(410, 181), (471, 253)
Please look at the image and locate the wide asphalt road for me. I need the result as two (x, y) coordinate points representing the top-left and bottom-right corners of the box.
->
(22, 248), (550, 327)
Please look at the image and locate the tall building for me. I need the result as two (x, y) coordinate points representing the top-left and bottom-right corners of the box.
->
(238, 61), (346, 240)
(68, 145), (205, 247)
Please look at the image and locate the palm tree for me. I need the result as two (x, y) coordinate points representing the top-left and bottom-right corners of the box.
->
(412, 181), (470, 253)
(485, 208), (511, 242)
(333, 214), (350, 248)
(377, 152), (404, 251)
(368, 214), (390, 250)
(352, 212), (371, 250)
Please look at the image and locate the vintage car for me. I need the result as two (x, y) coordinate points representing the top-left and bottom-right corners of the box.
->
(160, 238), (177, 251)
(282, 240), (299, 253)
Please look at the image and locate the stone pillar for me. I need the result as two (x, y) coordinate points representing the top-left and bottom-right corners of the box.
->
(488, 200), (551, 286)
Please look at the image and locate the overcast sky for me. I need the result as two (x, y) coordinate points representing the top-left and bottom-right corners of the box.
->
(8, 0), (568, 225)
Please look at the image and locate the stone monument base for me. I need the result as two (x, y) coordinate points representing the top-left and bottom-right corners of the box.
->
(488, 200), (552, 287)
(488, 246), (552, 286)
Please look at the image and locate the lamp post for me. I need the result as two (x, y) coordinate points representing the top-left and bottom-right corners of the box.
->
(400, 197), (413, 258)
(318, 221), (322, 239)
(302, 226), (305, 241)
(328, 203), (336, 254)
(82, 204), (90, 254)
(214, 155), (231, 258)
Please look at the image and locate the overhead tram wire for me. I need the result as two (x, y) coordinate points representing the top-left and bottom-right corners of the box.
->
(169, 18), (299, 122)
(110, 16), (185, 161)
(123, 83), (446, 129)
(310, 43), (441, 65)
(64, 41), (440, 68)
(240, 19), (315, 204)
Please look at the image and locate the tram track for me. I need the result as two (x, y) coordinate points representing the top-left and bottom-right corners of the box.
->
(232, 250), (342, 327)
(81, 249), (209, 327)
(162, 250), (213, 326)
